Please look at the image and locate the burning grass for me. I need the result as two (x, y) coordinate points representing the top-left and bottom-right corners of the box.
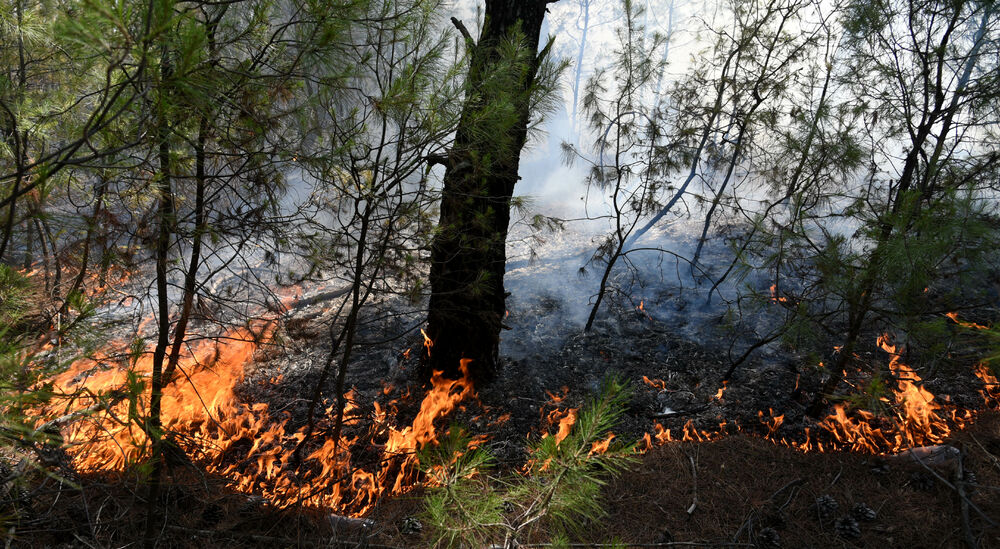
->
(36, 319), (480, 518)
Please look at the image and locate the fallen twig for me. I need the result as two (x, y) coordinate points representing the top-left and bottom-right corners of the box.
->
(686, 451), (698, 516)
(910, 449), (998, 528)
(956, 451), (976, 549)
(650, 405), (708, 419)
(970, 435), (1000, 472)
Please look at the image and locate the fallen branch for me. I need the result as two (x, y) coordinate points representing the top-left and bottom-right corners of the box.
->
(164, 525), (396, 548)
(33, 402), (107, 436)
(285, 287), (351, 312)
(518, 543), (754, 548)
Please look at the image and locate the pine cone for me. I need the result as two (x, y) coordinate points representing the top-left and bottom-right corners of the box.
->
(834, 515), (861, 539)
(908, 471), (935, 491)
(238, 495), (267, 517)
(869, 461), (890, 475)
(199, 504), (224, 528)
(851, 502), (876, 521)
(401, 516), (423, 535)
(755, 527), (781, 549)
(813, 494), (839, 517)
(963, 470), (977, 494)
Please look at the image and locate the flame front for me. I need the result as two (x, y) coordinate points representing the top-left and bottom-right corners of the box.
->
(644, 329), (993, 457)
(42, 323), (476, 516)
(43, 308), (1000, 517)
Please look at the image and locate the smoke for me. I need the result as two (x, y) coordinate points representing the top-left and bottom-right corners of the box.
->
(500, 0), (759, 357)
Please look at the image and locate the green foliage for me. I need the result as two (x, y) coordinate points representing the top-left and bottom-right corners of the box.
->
(837, 372), (890, 417)
(0, 265), (31, 330)
(420, 378), (637, 548)
(421, 428), (504, 549)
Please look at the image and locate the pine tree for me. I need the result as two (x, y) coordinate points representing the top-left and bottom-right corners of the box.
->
(424, 0), (565, 380)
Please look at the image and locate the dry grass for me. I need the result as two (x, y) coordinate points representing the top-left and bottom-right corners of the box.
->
(370, 413), (1000, 548)
(586, 411), (1000, 548)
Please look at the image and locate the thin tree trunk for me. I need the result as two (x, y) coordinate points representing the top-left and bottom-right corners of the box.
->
(0, 0), (27, 262)
(570, 0), (590, 138)
(38, 214), (61, 299)
(623, 44), (738, 250)
(161, 115), (207, 387)
(144, 34), (174, 549)
(59, 176), (108, 316)
(33, 216), (50, 292)
(160, 5), (223, 386)
(22, 216), (32, 270)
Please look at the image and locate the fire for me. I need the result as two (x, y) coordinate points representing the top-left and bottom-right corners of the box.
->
(790, 334), (954, 454)
(759, 408), (784, 438)
(42, 319), (478, 515)
(945, 311), (989, 330)
(545, 408), (578, 445)
(643, 331), (993, 457)
(768, 284), (790, 303)
(636, 298), (652, 320)
(651, 420), (722, 444)
(589, 432), (615, 455)
(975, 364), (999, 406)
(545, 386), (570, 403)
(374, 358), (476, 495)
(421, 328), (433, 357)
(945, 312), (999, 406)
(43, 299), (1000, 519)
(642, 375), (668, 391)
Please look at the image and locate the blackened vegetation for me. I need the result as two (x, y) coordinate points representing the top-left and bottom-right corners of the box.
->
(425, 0), (558, 381)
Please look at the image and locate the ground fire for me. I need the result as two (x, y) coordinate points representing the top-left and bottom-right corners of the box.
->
(36, 308), (1000, 521)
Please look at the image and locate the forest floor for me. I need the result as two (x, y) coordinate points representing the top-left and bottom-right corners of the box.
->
(373, 412), (1000, 548)
(17, 413), (999, 547)
(9, 270), (1000, 547)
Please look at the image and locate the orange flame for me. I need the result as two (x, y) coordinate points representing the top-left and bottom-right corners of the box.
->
(544, 408), (578, 445)
(759, 408), (784, 438)
(642, 331), (993, 457)
(643, 376), (668, 391)
(420, 329), (433, 358)
(975, 364), (999, 406)
(946, 312), (990, 330)
(589, 432), (615, 455)
(769, 284), (790, 304)
(545, 386), (570, 404)
(714, 380), (727, 400)
(43, 317), (477, 516)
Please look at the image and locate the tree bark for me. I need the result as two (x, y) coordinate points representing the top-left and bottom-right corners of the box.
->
(425, 0), (556, 381)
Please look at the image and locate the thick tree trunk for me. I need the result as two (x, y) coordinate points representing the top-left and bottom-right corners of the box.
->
(425, 0), (555, 381)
